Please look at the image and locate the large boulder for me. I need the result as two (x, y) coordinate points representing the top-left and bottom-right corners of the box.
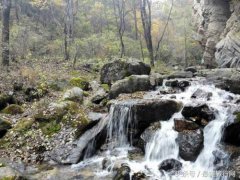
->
(223, 122), (240, 146)
(0, 118), (12, 138)
(177, 129), (204, 161)
(100, 60), (151, 85)
(109, 75), (154, 99)
(110, 99), (182, 145)
(158, 159), (182, 172)
(167, 71), (193, 79)
(182, 104), (215, 126)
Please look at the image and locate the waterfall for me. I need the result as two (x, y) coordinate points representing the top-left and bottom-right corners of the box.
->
(73, 78), (239, 180)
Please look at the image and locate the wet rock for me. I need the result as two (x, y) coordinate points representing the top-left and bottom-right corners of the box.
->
(109, 75), (154, 99)
(102, 157), (112, 170)
(0, 94), (16, 111)
(212, 150), (229, 169)
(191, 89), (213, 100)
(174, 119), (199, 132)
(223, 122), (240, 146)
(167, 71), (193, 79)
(132, 172), (146, 180)
(0, 118), (12, 138)
(224, 74), (240, 95)
(158, 159), (182, 172)
(100, 59), (151, 85)
(182, 104), (215, 126)
(165, 80), (190, 91)
(141, 122), (161, 144)
(185, 67), (197, 73)
(113, 99), (182, 140)
(1, 104), (24, 115)
(63, 87), (83, 102)
(113, 163), (131, 180)
(228, 152), (240, 179)
(177, 129), (204, 161)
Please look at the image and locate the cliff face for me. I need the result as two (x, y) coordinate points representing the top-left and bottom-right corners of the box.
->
(193, 0), (240, 68)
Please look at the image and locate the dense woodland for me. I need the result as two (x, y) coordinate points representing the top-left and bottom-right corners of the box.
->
(1, 0), (202, 68)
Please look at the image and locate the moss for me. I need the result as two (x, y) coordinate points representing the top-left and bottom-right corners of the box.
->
(39, 120), (61, 136)
(101, 84), (110, 92)
(0, 163), (5, 168)
(0, 139), (10, 149)
(1, 105), (24, 115)
(0, 176), (16, 180)
(70, 77), (90, 91)
(14, 118), (34, 133)
(83, 91), (90, 97)
(235, 112), (240, 123)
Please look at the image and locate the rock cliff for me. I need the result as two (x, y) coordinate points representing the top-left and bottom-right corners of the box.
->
(193, 0), (240, 68)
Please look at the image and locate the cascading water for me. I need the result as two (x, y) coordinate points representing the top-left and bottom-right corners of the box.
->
(73, 78), (239, 180)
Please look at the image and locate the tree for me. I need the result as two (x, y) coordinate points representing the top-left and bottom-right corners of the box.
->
(140, 0), (154, 66)
(2, 0), (11, 66)
(113, 0), (127, 58)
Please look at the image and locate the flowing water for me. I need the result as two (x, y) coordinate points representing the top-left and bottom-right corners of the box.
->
(73, 78), (239, 179)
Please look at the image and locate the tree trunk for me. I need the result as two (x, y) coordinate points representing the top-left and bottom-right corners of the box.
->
(2, 0), (11, 66)
(140, 0), (154, 66)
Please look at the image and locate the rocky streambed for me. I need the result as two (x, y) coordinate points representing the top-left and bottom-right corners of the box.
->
(0, 60), (240, 180)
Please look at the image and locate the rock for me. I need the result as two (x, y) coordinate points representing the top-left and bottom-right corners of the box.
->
(102, 158), (112, 170)
(51, 116), (108, 164)
(0, 94), (16, 111)
(191, 89), (212, 100)
(69, 77), (90, 91)
(0, 119), (12, 138)
(165, 80), (191, 91)
(224, 74), (240, 94)
(24, 87), (41, 101)
(1, 104), (24, 115)
(228, 152), (240, 179)
(212, 150), (229, 169)
(141, 122), (161, 144)
(0, 166), (23, 179)
(223, 122), (240, 146)
(48, 79), (69, 91)
(185, 67), (197, 73)
(113, 163), (131, 180)
(167, 71), (193, 79)
(91, 94), (107, 104)
(132, 172), (146, 180)
(182, 104), (215, 126)
(111, 99), (182, 147)
(177, 129), (204, 161)
(63, 87), (84, 102)
(109, 75), (154, 99)
(174, 119), (199, 132)
(13, 82), (23, 91)
(100, 59), (151, 85)
(150, 73), (164, 86)
(88, 112), (106, 122)
(158, 159), (182, 172)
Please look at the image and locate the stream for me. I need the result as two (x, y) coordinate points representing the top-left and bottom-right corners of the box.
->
(72, 78), (239, 180)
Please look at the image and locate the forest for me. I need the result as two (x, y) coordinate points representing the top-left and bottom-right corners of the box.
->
(0, 0), (240, 179)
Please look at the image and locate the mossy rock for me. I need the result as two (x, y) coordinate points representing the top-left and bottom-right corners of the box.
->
(70, 77), (90, 91)
(14, 118), (34, 133)
(1, 105), (24, 115)
(101, 84), (110, 92)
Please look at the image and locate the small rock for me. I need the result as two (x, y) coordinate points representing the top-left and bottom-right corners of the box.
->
(174, 119), (199, 132)
(63, 87), (83, 102)
(159, 159), (182, 172)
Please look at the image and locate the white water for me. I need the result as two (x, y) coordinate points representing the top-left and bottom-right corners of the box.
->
(73, 78), (239, 180)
